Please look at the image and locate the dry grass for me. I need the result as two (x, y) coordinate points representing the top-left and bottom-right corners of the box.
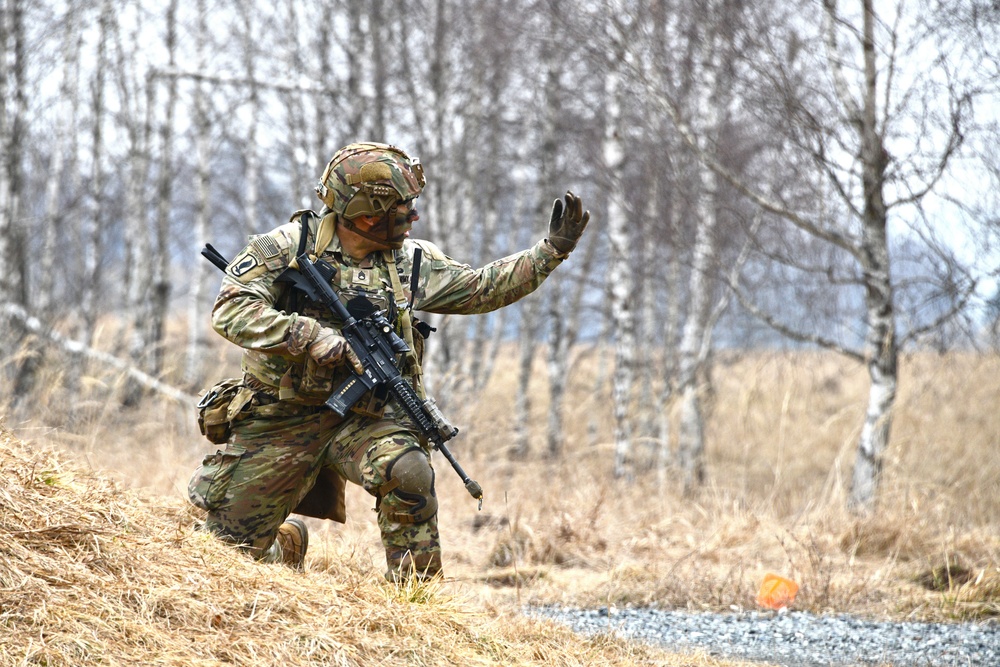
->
(431, 348), (1000, 623)
(0, 426), (760, 667)
(2, 328), (999, 663)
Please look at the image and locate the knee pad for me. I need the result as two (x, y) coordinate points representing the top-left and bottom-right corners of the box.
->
(379, 448), (437, 524)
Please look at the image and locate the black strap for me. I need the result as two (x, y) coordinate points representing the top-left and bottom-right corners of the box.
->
(297, 210), (315, 257)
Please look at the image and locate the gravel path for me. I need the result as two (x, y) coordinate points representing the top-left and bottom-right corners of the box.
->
(529, 605), (1000, 666)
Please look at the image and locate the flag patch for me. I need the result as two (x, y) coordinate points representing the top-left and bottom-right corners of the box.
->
(252, 235), (281, 259)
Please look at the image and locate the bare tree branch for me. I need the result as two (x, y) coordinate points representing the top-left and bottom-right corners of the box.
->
(1, 303), (197, 405)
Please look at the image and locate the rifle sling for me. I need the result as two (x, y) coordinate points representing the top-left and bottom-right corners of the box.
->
(383, 249), (426, 400)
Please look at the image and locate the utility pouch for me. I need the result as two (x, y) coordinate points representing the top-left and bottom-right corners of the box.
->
(350, 384), (390, 419)
(187, 444), (247, 511)
(196, 377), (244, 444)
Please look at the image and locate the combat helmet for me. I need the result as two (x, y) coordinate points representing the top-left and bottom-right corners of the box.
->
(315, 142), (425, 249)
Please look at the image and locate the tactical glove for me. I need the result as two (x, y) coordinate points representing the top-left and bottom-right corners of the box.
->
(308, 327), (363, 373)
(547, 191), (591, 255)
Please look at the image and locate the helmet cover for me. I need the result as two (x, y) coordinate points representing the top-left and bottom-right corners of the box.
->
(315, 142), (424, 249)
(316, 143), (423, 215)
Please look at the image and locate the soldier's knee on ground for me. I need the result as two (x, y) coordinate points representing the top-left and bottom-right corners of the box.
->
(377, 448), (437, 524)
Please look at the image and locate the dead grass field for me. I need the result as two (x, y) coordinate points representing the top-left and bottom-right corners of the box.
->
(2, 330), (998, 664)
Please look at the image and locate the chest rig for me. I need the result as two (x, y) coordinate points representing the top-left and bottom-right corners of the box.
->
(276, 210), (428, 416)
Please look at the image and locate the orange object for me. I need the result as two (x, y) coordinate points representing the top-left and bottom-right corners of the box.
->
(756, 573), (799, 610)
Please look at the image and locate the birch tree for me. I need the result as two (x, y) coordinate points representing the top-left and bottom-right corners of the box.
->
(603, 9), (635, 479)
(417, 0), (457, 391)
(539, 0), (601, 459)
(79, 0), (113, 348)
(673, 8), (729, 494)
(149, 0), (180, 377)
(38, 2), (83, 319)
(0, 0), (19, 315)
(185, 0), (212, 384)
(114, 2), (158, 405)
(633, 0), (987, 509)
(2, 0), (30, 397)
(238, 8), (261, 238)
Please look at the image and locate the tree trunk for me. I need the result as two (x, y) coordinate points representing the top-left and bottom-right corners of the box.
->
(511, 295), (540, 459)
(0, 0), (17, 311)
(540, 0), (574, 460)
(80, 0), (114, 349)
(122, 66), (156, 406)
(241, 11), (260, 237)
(659, 246), (681, 486)
(283, 0), (310, 207)
(369, 0), (387, 140)
(422, 0), (452, 392)
(676, 167), (716, 495)
(185, 0), (211, 385)
(3, 0), (31, 398)
(604, 39), (635, 479)
(150, 0), (179, 378)
(848, 0), (897, 511)
(39, 7), (82, 317)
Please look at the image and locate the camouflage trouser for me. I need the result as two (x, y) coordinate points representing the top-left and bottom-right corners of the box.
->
(188, 396), (441, 577)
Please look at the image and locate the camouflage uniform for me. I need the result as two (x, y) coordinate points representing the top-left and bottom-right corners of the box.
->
(189, 210), (565, 576)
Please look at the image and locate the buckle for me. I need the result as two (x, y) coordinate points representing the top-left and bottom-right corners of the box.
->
(196, 390), (218, 409)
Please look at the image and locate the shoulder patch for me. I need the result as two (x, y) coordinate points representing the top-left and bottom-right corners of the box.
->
(228, 250), (268, 282)
(251, 235), (281, 259)
(230, 252), (260, 277)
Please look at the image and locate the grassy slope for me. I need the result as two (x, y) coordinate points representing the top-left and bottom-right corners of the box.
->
(0, 428), (762, 667)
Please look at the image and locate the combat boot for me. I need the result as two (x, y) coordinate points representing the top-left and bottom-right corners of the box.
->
(275, 518), (309, 570)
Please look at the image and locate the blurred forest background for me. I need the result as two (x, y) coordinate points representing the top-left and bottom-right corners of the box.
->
(1, 0), (999, 515)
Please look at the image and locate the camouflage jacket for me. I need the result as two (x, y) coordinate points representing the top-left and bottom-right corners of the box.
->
(212, 211), (566, 406)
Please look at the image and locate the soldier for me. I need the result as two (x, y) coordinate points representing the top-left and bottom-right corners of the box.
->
(188, 142), (589, 580)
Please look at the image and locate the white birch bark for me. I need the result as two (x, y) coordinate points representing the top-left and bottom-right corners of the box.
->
(848, 0), (897, 510)
(39, 7), (82, 316)
(0, 0), (22, 312)
(149, 0), (179, 377)
(646, 0), (677, 478)
(240, 10), (260, 237)
(1, 303), (196, 405)
(313, 14), (333, 159)
(421, 0), (452, 394)
(369, 0), (387, 140)
(346, 4), (366, 136)
(79, 0), (113, 348)
(284, 0), (310, 207)
(675, 13), (724, 496)
(184, 0), (211, 384)
(121, 18), (155, 404)
(640, 0), (915, 508)
(0, 3), (11, 311)
(676, 169), (716, 494)
(511, 298), (539, 458)
(540, 0), (571, 459)
(659, 241), (682, 486)
(1, 0), (27, 383)
(604, 35), (635, 479)
(511, 181), (541, 459)
(637, 176), (661, 462)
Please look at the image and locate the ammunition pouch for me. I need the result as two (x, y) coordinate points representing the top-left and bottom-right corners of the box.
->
(196, 377), (245, 444)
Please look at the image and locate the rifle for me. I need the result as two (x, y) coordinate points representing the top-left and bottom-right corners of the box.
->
(202, 243), (483, 508)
